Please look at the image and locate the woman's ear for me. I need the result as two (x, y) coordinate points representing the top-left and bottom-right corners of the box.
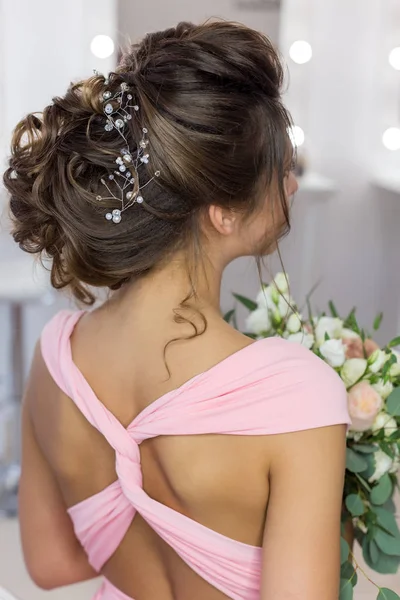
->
(208, 205), (238, 236)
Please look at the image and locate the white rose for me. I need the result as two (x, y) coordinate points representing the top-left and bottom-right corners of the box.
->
(271, 306), (282, 327)
(341, 358), (367, 388)
(372, 379), (394, 400)
(287, 331), (315, 350)
(273, 272), (289, 294)
(256, 286), (275, 310)
(320, 339), (346, 368)
(341, 328), (361, 340)
(369, 449), (393, 483)
(372, 411), (397, 436)
(315, 317), (343, 345)
(390, 445), (400, 474)
(278, 294), (292, 319)
(246, 307), (271, 335)
(287, 313), (302, 334)
(368, 350), (387, 374)
(389, 351), (400, 378)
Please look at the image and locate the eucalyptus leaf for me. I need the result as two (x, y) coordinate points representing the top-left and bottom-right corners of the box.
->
(340, 561), (357, 586)
(346, 448), (368, 473)
(339, 579), (354, 600)
(355, 472), (372, 492)
(370, 539), (380, 563)
(359, 453), (376, 480)
(370, 474), (393, 506)
(352, 444), (379, 454)
(374, 507), (400, 539)
(377, 588), (400, 600)
(362, 536), (400, 573)
(340, 537), (350, 565)
(386, 388), (400, 418)
(383, 498), (396, 513)
(345, 494), (365, 517)
(232, 293), (257, 312)
(375, 529), (400, 556)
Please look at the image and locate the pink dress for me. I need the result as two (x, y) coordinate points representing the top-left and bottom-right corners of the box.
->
(41, 310), (351, 600)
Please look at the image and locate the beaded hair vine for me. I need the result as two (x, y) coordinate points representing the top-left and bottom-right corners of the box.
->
(95, 77), (160, 223)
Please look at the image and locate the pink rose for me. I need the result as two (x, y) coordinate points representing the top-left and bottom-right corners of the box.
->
(348, 381), (383, 432)
(343, 336), (380, 360)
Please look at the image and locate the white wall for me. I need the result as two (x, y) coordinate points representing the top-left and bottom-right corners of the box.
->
(117, 0), (280, 46)
(279, 0), (400, 344)
(0, 0), (118, 417)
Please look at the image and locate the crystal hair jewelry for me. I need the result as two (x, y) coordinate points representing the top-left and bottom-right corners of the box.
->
(95, 78), (160, 223)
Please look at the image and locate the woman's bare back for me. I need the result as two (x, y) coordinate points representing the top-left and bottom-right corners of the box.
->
(29, 306), (272, 599)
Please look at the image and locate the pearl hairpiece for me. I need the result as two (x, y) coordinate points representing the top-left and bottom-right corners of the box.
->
(95, 77), (160, 223)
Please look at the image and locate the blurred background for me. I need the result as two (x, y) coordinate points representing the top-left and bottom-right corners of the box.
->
(0, 0), (399, 598)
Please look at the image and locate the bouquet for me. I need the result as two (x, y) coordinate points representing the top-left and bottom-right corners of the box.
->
(228, 273), (400, 600)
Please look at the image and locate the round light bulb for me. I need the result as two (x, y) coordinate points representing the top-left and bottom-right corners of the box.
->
(90, 35), (115, 59)
(288, 126), (305, 147)
(389, 47), (400, 70)
(382, 127), (400, 151)
(289, 41), (312, 65)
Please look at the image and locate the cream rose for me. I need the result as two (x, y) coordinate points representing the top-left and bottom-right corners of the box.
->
(320, 339), (346, 368)
(368, 349), (387, 374)
(286, 313), (302, 334)
(372, 379), (394, 400)
(287, 332), (314, 350)
(341, 358), (367, 388)
(348, 381), (383, 432)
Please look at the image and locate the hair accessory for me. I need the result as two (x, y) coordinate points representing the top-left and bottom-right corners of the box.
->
(95, 79), (160, 223)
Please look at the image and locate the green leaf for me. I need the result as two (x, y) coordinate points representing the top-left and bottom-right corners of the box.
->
(382, 354), (397, 380)
(370, 539), (380, 563)
(386, 388), (400, 417)
(389, 429), (400, 441)
(375, 529), (400, 556)
(359, 453), (376, 480)
(232, 293), (258, 312)
(346, 448), (368, 473)
(362, 536), (400, 574)
(388, 336), (400, 349)
(383, 498), (397, 512)
(339, 578), (354, 600)
(340, 537), (350, 565)
(352, 444), (379, 454)
(329, 300), (339, 318)
(374, 507), (400, 539)
(355, 472), (372, 492)
(377, 588), (400, 600)
(370, 474), (393, 506)
(223, 309), (235, 324)
(345, 494), (365, 517)
(340, 561), (357, 586)
(374, 312), (384, 331)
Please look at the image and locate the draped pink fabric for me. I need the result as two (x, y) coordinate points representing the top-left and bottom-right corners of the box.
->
(41, 310), (351, 600)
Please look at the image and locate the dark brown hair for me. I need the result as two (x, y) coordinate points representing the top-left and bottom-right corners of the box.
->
(3, 20), (292, 304)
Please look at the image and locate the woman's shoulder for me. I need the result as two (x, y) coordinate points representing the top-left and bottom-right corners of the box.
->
(209, 335), (351, 436)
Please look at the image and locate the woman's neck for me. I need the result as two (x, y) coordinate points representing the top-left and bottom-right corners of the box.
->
(104, 253), (225, 333)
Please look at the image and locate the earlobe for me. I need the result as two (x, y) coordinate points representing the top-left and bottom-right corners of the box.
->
(208, 205), (236, 236)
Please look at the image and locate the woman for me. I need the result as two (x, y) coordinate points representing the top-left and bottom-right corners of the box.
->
(3, 20), (350, 600)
